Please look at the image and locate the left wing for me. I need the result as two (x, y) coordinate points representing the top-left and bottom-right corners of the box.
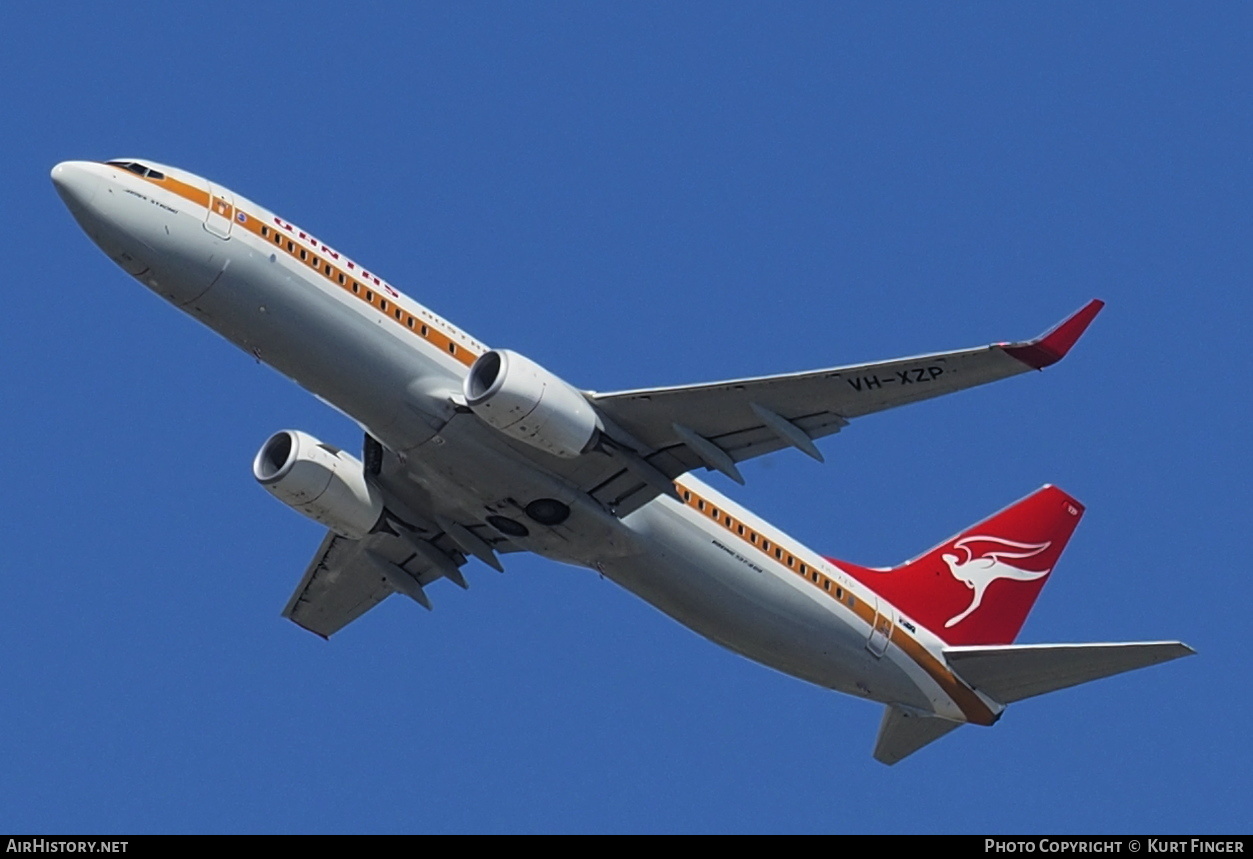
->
(587, 301), (1103, 497)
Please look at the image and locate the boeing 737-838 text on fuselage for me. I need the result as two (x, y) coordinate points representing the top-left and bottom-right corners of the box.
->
(51, 159), (1192, 764)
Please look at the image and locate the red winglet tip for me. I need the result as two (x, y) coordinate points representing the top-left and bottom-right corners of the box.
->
(1004, 299), (1104, 370)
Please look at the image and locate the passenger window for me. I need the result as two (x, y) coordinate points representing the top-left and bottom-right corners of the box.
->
(300, 249), (307, 261)
(380, 299), (389, 311)
(448, 343), (457, 354)
(420, 325), (428, 336)
(261, 227), (269, 237)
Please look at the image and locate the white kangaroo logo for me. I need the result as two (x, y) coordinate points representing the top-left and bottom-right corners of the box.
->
(942, 536), (1052, 628)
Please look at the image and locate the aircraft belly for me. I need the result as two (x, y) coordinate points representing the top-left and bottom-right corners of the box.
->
(394, 414), (640, 563)
(173, 240), (460, 449)
(604, 498), (931, 708)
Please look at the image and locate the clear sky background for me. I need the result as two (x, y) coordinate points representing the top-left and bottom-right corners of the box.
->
(2, 3), (1249, 834)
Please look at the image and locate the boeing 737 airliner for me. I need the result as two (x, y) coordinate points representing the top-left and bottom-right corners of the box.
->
(51, 158), (1192, 764)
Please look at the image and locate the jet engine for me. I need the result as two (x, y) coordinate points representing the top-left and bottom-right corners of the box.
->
(253, 430), (384, 539)
(463, 349), (600, 459)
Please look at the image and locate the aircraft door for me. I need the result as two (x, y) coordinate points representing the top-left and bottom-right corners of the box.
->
(866, 597), (892, 658)
(203, 182), (235, 239)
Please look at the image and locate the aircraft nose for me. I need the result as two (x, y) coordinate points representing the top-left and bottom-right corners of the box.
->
(51, 161), (102, 213)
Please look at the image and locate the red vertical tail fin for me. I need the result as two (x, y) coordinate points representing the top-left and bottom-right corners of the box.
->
(832, 486), (1084, 646)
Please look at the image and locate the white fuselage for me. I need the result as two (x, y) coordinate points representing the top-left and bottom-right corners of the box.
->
(52, 159), (1002, 727)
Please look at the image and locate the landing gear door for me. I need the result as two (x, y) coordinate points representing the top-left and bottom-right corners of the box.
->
(204, 182), (234, 239)
(866, 596), (891, 658)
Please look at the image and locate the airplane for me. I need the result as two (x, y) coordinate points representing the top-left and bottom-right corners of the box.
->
(51, 158), (1193, 764)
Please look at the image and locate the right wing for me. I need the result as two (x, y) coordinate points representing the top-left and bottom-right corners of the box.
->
(282, 528), (473, 638)
(282, 532), (393, 638)
(281, 441), (517, 638)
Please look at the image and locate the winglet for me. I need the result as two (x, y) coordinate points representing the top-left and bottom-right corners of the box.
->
(1003, 299), (1105, 370)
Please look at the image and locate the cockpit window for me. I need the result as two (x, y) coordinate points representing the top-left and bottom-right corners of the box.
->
(105, 161), (164, 180)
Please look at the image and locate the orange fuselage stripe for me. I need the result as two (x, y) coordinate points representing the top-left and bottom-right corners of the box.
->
(123, 166), (480, 368)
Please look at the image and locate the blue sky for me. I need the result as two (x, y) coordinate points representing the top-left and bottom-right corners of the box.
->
(3, 3), (1249, 833)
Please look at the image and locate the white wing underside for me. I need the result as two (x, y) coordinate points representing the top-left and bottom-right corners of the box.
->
(581, 301), (1104, 515)
(584, 345), (1037, 514)
(282, 529), (472, 638)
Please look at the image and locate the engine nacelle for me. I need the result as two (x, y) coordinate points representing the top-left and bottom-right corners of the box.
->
(463, 349), (600, 459)
(253, 430), (384, 539)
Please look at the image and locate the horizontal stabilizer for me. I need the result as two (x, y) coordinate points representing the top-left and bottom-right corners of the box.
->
(873, 705), (962, 765)
(945, 641), (1195, 704)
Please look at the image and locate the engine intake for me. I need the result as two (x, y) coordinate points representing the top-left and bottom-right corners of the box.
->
(464, 349), (600, 458)
(253, 430), (384, 539)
